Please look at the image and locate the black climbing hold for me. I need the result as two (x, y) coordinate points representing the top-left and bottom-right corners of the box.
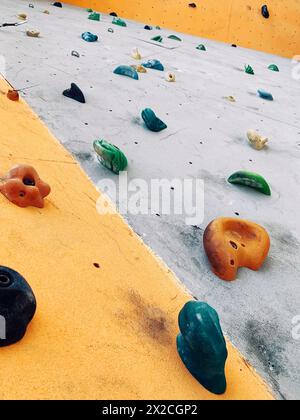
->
(0, 266), (36, 347)
(189, 3), (197, 8)
(144, 25), (153, 30)
(261, 5), (269, 18)
(63, 83), (85, 103)
(231, 44), (237, 48)
(110, 12), (118, 17)
(52, 2), (62, 7)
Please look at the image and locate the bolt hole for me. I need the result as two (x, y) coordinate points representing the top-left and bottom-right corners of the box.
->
(230, 259), (235, 266)
(19, 191), (26, 197)
(0, 273), (12, 287)
(93, 263), (100, 268)
(230, 241), (238, 249)
(241, 243), (246, 247)
(23, 177), (35, 186)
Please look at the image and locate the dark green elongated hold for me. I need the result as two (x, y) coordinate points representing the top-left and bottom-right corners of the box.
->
(141, 108), (167, 132)
(86, 8), (93, 12)
(245, 64), (254, 75)
(196, 44), (206, 51)
(88, 12), (100, 21)
(151, 35), (163, 43)
(177, 301), (228, 395)
(228, 171), (271, 196)
(268, 64), (279, 72)
(114, 65), (139, 80)
(93, 140), (128, 174)
(112, 17), (127, 27)
(168, 35), (182, 41)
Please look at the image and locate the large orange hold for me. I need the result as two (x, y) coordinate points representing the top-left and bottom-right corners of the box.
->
(0, 165), (51, 208)
(203, 217), (270, 281)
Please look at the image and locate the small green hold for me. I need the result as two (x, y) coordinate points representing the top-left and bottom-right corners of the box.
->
(228, 171), (271, 196)
(245, 64), (254, 75)
(112, 17), (127, 27)
(268, 64), (279, 72)
(86, 8), (93, 12)
(93, 140), (128, 174)
(177, 301), (228, 395)
(88, 12), (101, 21)
(168, 35), (182, 41)
(141, 108), (167, 132)
(196, 44), (206, 51)
(151, 35), (163, 43)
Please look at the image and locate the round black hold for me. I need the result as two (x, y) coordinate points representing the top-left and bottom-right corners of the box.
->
(52, 2), (63, 7)
(261, 5), (270, 19)
(0, 266), (36, 347)
(110, 12), (118, 17)
(23, 177), (35, 186)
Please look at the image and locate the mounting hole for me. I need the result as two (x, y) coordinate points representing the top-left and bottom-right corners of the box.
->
(93, 263), (100, 268)
(23, 177), (35, 186)
(19, 191), (26, 197)
(230, 259), (235, 266)
(230, 241), (238, 249)
(0, 273), (12, 287)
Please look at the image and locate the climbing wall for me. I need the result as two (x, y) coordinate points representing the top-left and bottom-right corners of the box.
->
(63, 0), (300, 58)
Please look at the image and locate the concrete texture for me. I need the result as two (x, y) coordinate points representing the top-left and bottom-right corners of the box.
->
(0, 0), (299, 399)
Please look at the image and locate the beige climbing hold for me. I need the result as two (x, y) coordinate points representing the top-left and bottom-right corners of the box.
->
(43, 10), (50, 14)
(165, 72), (176, 82)
(26, 30), (40, 38)
(247, 129), (268, 150)
(18, 13), (27, 20)
(224, 95), (236, 102)
(132, 48), (142, 60)
(131, 64), (147, 73)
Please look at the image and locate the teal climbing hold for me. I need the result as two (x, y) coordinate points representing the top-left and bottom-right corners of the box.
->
(81, 32), (98, 42)
(112, 17), (127, 27)
(245, 65), (254, 75)
(196, 44), (206, 51)
(258, 89), (273, 101)
(141, 108), (167, 132)
(114, 65), (139, 80)
(93, 140), (128, 174)
(168, 35), (182, 41)
(142, 59), (164, 71)
(151, 35), (163, 43)
(86, 8), (93, 12)
(177, 301), (228, 395)
(88, 12), (100, 21)
(268, 64), (279, 72)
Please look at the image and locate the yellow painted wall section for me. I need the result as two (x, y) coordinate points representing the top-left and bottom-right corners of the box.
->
(0, 76), (274, 400)
(63, 0), (300, 58)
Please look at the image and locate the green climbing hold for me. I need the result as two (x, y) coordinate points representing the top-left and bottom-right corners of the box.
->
(141, 108), (167, 132)
(151, 35), (163, 43)
(177, 301), (228, 395)
(168, 35), (182, 41)
(112, 17), (127, 27)
(93, 140), (128, 174)
(228, 171), (271, 196)
(88, 12), (100, 21)
(196, 44), (206, 51)
(268, 64), (279, 72)
(245, 65), (254, 75)
(114, 65), (139, 80)
(86, 8), (93, 12)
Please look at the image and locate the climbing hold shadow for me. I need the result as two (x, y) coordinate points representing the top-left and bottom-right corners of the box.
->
(0, 266), (36, 347)
(63, 83), (85, 103)
(141, 108), (167, 132)
(93, 140), (127, 174)
(228, 171), (271, 196)
(0, 164), (51, 208)
(81, 32), (98, 42)
(114, 65), (139, 80)
(203, 217), (270, 281)
(142, 59), (164, 71)
(196, 44), (206, 51)
(261, 5), (270, 18)
(177, 301), (228, 395)
(268, 64), (279, 72)
(257, 89), (273, 100)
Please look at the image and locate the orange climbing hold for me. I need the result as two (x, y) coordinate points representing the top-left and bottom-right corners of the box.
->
(203, 217), (270, 281)
(0, 165), (51, 208)
(7, 89), (19, 101)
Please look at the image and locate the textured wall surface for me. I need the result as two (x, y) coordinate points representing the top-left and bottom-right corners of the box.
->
(63, 0), (300, 58)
